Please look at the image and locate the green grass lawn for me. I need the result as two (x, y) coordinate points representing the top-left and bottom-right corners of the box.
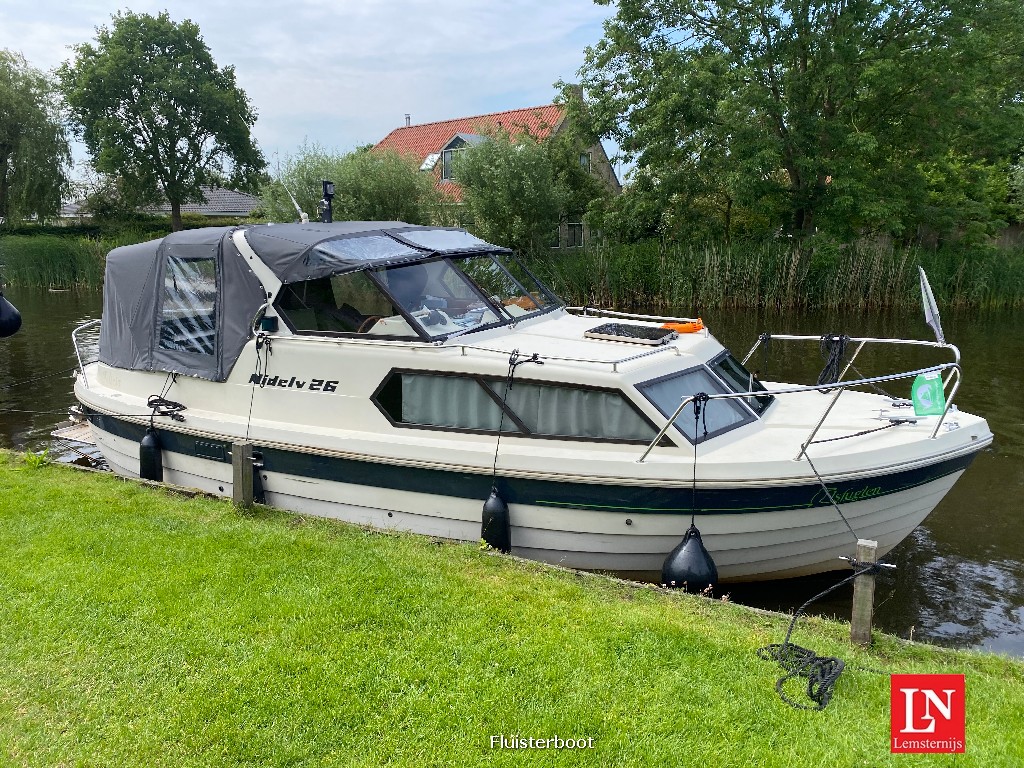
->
(1, 452), (1021, 767)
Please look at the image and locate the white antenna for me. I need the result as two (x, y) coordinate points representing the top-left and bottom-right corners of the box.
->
(281, 180), (308, 223)
(918, 266), (945, 344)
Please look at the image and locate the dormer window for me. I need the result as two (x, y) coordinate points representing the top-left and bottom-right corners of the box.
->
(439, 133), (486, 182)
(441, 148), (462, 181)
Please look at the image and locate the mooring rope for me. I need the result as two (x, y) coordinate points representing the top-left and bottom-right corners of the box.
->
(816, 334), (850, 390)
(488, 349), (543, 485)
(0, 365), (80, 390)
(689, 392), (711, 526)
(757, 561), (885, 710)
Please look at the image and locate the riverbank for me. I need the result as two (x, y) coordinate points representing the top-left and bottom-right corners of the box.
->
(2, 452), (1021, 767)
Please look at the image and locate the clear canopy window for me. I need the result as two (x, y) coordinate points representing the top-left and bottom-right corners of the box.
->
(158, 255), (217, 355)
(390, 228), (489, 251)
(309, 235), (421, 271)
(453, 254), (556, 317)
(276, 272), (416, 338)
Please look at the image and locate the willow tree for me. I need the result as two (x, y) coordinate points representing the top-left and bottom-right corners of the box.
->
(59, 11), (265, 231)
(570, 0), (1024, 239)
(0, 50), (71, 225)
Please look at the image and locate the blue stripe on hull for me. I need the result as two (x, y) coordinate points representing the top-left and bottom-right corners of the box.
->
(86, 411), (978, 515)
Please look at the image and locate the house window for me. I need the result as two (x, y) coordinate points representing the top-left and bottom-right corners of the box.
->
(441, 148), (463, 181)
(579, 152), (592, 172)
(567, 222), (584, 248)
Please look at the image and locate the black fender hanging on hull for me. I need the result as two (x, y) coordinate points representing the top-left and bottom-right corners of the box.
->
(139, 428), (163, 482)
(481, 488), (511, 553)
(662, 523), (718, 592)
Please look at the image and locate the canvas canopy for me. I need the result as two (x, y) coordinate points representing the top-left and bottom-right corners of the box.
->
(98, 223), (505, 381)
(99, 226), (266, 382)
(243, 222), (507, 284)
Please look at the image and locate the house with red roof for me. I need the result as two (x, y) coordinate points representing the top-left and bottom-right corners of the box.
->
(373, 104), (620, 247)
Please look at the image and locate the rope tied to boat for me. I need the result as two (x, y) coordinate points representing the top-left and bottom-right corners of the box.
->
(816, 333), (850, 391)
(146, 373), (185, 427)
(757, 561), (888, 710)
(692, 392), (711, 441)
(489, 349), (544, 484)
(254, 332), (274, 388)
(146, 395), (186, 426)
(688, 392), (712, 526)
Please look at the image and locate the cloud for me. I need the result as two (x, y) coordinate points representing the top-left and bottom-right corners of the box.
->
(1, 0), (614, 162)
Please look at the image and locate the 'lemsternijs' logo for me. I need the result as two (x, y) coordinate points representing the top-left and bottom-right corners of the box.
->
(890, 674), (965, 753)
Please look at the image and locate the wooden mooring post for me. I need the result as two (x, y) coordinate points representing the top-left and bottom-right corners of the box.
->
(232, 441), (254, 509)
(850, 538), (878, 646)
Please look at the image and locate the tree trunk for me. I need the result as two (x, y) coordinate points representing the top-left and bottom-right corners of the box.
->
(170, 200), (183, 231)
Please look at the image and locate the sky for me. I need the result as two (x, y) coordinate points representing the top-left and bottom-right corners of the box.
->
(0, 0), (618, 179)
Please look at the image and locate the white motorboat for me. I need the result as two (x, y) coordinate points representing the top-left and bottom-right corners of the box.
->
(72, 223), (993, 582)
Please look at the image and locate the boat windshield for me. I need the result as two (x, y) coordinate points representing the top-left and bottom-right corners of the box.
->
(377, 253), (558, 340)
(274, 251), (559, 341)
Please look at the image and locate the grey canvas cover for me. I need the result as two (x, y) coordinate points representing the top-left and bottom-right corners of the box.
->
(242, 222), (506, 284)
(99, 226), (266, 382)
(98, 222), (505, 381)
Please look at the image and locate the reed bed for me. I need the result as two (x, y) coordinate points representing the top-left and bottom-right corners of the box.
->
(0, 235), (106, 289)
(0, 229), (166, 289)
(528, 240), (1024, 311)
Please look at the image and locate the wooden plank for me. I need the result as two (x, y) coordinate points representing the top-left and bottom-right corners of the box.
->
(50, 422), (96, 445)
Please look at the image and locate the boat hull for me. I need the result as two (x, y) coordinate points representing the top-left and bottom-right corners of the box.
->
(87, 413), (976, 582)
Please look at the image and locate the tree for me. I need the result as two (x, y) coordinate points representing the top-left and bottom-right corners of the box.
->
(0, 50), (71, 226)
(59, 11), (265, 231)
(571, 0), (1024, 240)
(454, 131), (562, 252)
(260, 142), (442, 224)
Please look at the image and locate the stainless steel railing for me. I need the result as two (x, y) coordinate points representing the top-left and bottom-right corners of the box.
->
(71, 319), (102, 388)
(636, 361), (962, 463)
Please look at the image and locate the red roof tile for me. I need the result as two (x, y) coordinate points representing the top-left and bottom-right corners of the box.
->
(374, 104), (566, 165)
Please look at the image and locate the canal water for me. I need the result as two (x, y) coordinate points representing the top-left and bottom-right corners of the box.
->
(1, 287), (1021, 656)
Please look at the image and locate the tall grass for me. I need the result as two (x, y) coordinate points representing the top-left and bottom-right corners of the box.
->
(0, 235), (106, 288)
(527, 239), (1024, 311)
(0, 230), (164, 289)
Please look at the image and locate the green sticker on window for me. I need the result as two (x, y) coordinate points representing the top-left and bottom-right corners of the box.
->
(911, 372), (946, 416)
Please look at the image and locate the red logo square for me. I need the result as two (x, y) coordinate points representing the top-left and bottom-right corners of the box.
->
(890, 674), (965, 753)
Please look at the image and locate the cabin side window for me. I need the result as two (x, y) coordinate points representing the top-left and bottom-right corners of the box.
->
(708, 351), (774, 415)
(373, 371), (658, 443)
(158, 255), (217, 355)
(482, 380), (655, 441)
(638, 365), (756, 443)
